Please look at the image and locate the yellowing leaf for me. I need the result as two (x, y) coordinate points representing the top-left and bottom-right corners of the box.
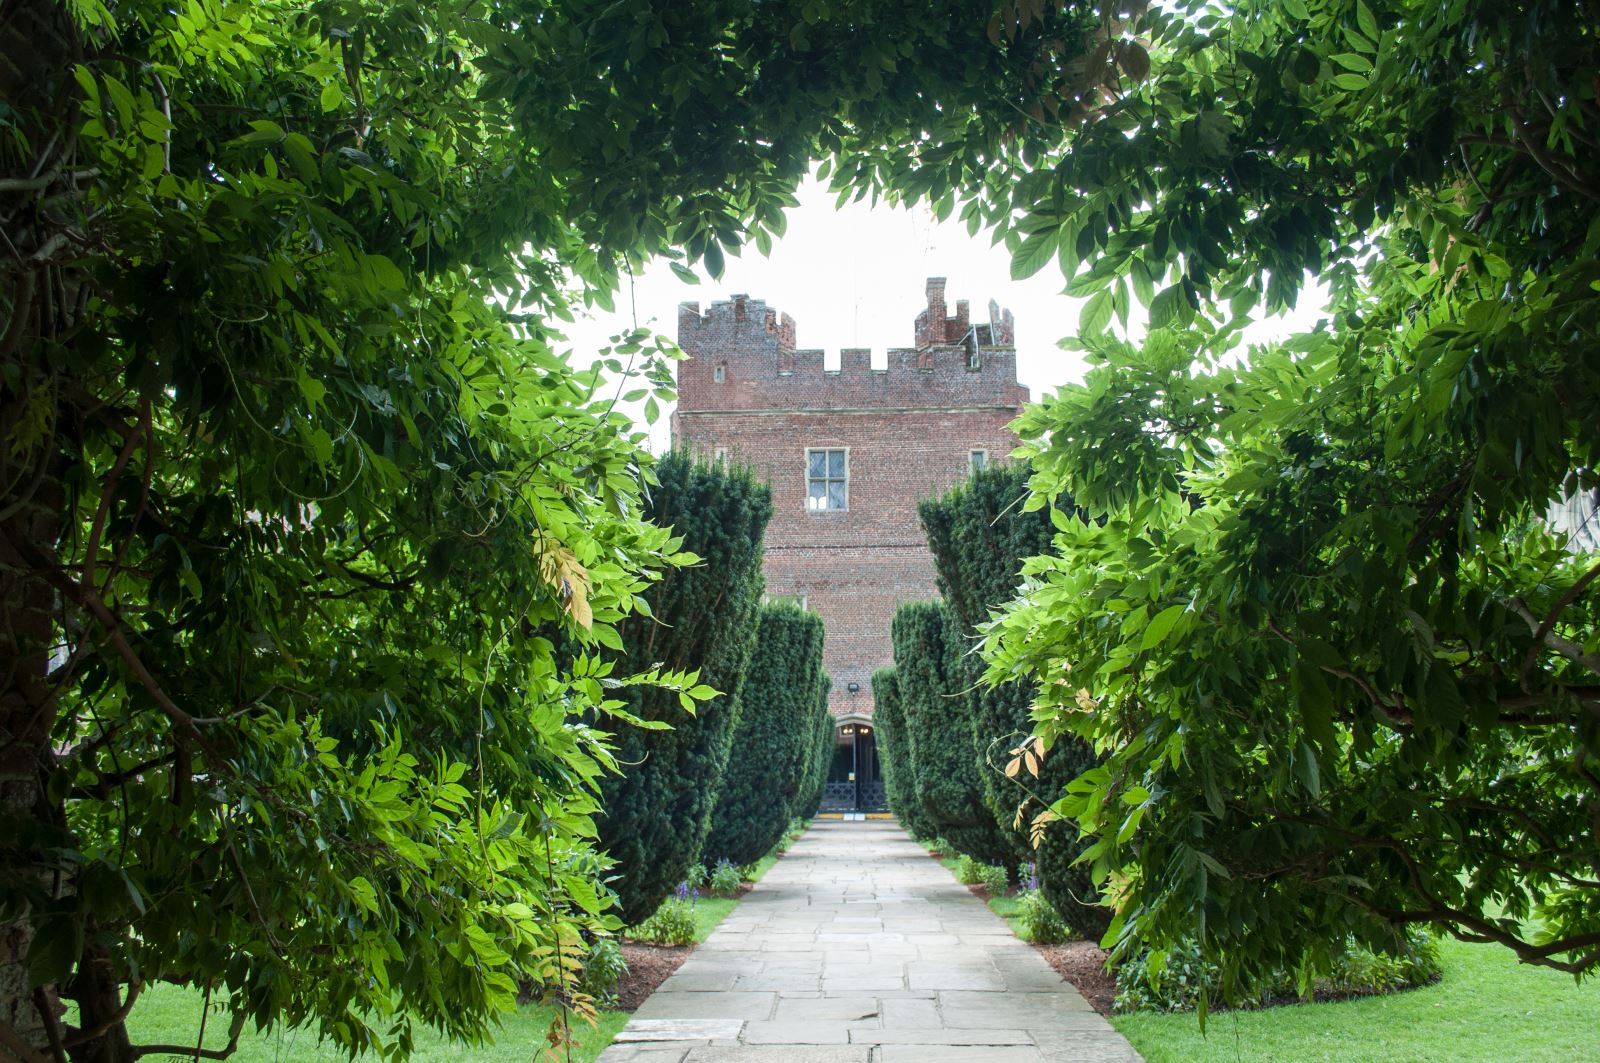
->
(535, 538), (593, 630)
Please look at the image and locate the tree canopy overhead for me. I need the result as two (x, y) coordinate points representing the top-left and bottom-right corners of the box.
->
(969, 0), (1600, 1001)
(0, 0), (1103, 1057)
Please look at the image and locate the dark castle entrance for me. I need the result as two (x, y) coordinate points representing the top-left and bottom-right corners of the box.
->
(821, 718), (884, 812)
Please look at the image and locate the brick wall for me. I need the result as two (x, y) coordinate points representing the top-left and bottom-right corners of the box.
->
(672, 278), (1027, 718)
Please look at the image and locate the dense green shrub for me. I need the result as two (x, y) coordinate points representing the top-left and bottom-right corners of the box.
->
(704, 603), (828, 865)
(872, 667), (937, 839)
(952, 854), (985, 884)
(597, 453), (771, 923)
(1113, 932), (1442, 1014)
(952, 855), (1008, 895)
(892, 602), (1012, 865)
(977, 863), (1010, 896)
(1016, 889), (1073, 945)
(708, 859), (743, 896)
(627, 891), (699, 947)
(794, 674), (834, 818)
(920, 464), (1109, 937)
(577, 938), (629, 1008)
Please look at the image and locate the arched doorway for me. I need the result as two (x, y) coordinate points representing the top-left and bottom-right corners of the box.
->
(820, 714), (884, 812)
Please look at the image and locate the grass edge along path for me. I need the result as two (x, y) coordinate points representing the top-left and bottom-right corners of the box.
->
(125, 831), (802, 1062)
(919, 840), (1599, 1063)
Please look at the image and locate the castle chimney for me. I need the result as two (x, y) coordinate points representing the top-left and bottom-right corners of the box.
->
(925, 277), (948, 344)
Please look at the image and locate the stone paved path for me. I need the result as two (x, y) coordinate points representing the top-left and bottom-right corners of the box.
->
(598, 819), (1141, 1062)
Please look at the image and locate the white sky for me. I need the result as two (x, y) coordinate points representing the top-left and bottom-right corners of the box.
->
(560, 176), (1328, 450)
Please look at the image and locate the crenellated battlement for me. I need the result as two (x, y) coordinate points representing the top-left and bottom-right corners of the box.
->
(679, 294), (797, 350)
(675, 278), (1026, 414)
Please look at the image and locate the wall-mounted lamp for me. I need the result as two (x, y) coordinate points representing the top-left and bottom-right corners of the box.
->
(840, 724), (857, 736)
(859, 726), (872, 736)
(846, 682), (861, 693)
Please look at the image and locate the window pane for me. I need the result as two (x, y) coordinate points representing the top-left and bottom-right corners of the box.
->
(809, 480), (827, 504)
(828, 450), (845, 477)
(829, 481), (846, 509)
(809, 451), (826, 478)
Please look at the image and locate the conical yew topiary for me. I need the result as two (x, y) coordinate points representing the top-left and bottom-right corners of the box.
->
(596, 452), (770, 924)
(704, 602), (827, 866)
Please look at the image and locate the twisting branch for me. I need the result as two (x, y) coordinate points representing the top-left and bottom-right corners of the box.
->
(61, 980), (142, 1047)
(1509, 597), (1600, 678)
(1517, 560), (1600, 686)
(133, 1006), (246, 1060)
(41, 567), (203, 736)
(1294, 817), (1600, 973)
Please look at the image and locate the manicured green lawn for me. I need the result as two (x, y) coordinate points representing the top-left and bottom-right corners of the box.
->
(1114, 938), (1599, 1063)
(121, 982), (625, 1063)
(691, 895), (738, 940)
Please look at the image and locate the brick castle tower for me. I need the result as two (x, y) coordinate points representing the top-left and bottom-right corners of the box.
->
(671, 277), (1029, 729)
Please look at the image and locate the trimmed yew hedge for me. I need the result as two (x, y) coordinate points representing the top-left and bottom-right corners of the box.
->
(704, 603), (828, 865)
(872, 666), (936, 839)
(597, 452), (770, 924)
(920, 463), (1109, 937)
(891, 601), (1011, 866)
(795, 673), (833, 818)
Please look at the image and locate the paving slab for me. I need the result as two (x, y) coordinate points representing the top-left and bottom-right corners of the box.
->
(599, 820), (1141, 1061)
(614, 1019), (745, 1043)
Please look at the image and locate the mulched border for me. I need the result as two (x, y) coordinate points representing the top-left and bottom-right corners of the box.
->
(615, 942), (694, 1011)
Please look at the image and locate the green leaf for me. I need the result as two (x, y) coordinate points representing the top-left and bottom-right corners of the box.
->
(1295, 741), (1322, 798)
(1148, 285), (1184, 329)
(1078, 289), (1113, 336)
(703, 241), (725, 279)
(308, 427), (334, 466)
(298, 368), (327, 409)
(1141, 603), (1186, 650)
(1011, 227), (1060, 280)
